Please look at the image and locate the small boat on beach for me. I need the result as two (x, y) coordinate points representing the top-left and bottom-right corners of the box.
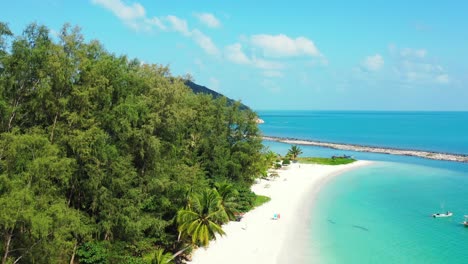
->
(432, 212), (453, 218)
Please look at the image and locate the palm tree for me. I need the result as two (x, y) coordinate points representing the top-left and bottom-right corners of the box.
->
(214, 182), (238, 222)
(177, 189), (226, 247)
(151, 248), (174, 264)
(263, 150), (278, 169)
(287, 145), (303, 161)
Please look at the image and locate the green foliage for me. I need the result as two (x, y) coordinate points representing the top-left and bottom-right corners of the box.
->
(0, 22), (13, 54)
(253, 195), (271, 207)
(214, 182), (239, 222)
(298, 157), (356, 165)
(274, 163), (282, 169)
(254, 149), (279, 178)
(282, 158), (291, 165)
(0, 22), (265, 263)
(76, 242), (109, 264)
(150, 248), (174, 264)
(234, 187), (257, 212)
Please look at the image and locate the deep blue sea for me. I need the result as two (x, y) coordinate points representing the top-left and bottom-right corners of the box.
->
(258, 111), (468, 264)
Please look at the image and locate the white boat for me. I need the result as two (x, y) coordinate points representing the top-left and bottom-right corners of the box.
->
(432, 212), (453, 218)
(463, 215), (468, 227)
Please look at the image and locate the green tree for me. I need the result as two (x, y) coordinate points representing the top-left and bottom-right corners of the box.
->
(0, 133), (83, 263)
(76, 242), (108, 264)
(0, 22), (13, 54)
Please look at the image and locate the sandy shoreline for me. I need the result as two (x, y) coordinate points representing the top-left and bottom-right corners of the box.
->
(189, 160), (373, 264)
(263, 136), (468, 163)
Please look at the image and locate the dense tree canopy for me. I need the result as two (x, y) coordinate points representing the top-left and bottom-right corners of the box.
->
(0, 22), (267, 263)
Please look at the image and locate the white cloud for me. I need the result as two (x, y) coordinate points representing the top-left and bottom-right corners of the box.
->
(362, 54), (384, 71)
(165, 15), (190, 36)
(224, 43), (251, 64)
(92, 0), (145, 20)
(388, 45), (452, 85)
(191, 29), (220, 56)
(395, 60), (450, 85)
(251, 34), (321, 58)
(224, 43), (283, 70)
(161, 16), (220, 56)
(92, 1), (219, 56)
(162, 16), (219, 55)
(145, 17), (166, 30)
(92, 0), (148, 30)
(195, 13), (221, 28)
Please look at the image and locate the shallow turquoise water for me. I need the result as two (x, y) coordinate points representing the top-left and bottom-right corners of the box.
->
(310, 162), (468, 264)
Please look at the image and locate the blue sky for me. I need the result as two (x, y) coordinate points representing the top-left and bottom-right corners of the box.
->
(2, 0), (468, 110)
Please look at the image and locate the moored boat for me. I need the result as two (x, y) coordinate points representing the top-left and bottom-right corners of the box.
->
(432, 212), (453, 218)
(463, 215), (468, 227)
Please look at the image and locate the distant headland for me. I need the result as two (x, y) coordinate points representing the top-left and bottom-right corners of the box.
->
(263, 136), (468, 163)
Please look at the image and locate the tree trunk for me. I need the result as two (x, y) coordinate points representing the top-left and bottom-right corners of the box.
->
(2, 231), (12, 264)
(67, 184), (74, 206)
(12, 256), (22, 264)
(7, 96), (21, 132)
(50, 112), (59, 143)
(171, 245), (191, 262)
(7, 110), (17, 132)
(69, 241), (77, 264)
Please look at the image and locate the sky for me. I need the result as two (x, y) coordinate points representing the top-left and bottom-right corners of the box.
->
(2, 0), (468, 110)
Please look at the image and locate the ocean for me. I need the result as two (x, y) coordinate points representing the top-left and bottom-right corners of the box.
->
(259, 111), (468, 155)
(258, 111), (468, 264)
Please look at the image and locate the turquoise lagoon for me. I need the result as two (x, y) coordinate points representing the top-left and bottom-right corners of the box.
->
(259, 111), (468, 264)
(311, 162), (468, 263)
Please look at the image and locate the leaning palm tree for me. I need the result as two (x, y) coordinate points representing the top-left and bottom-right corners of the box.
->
(287, 145), (303, 161)
(214, 182), (239, 222)
(177, 189), (226, 247)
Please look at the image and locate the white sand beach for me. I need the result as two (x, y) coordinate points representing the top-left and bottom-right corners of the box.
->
(189, 160), (372, 264)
